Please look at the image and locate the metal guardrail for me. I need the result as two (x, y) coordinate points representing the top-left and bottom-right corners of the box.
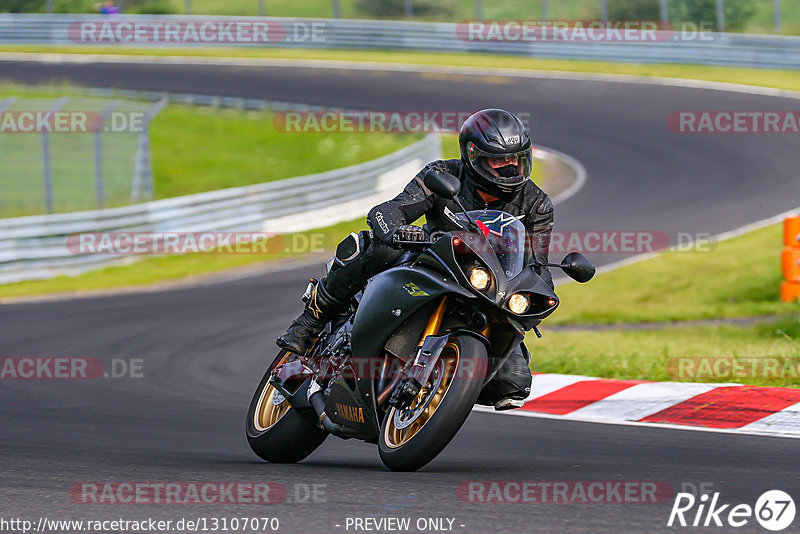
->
(0, 134), (441, 284)
(3, 15), (800, 69)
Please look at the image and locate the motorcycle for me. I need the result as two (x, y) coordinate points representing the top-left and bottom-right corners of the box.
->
(246, 170), (595, 471)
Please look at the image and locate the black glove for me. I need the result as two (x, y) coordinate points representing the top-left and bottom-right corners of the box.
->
(391, 225), (427, 248)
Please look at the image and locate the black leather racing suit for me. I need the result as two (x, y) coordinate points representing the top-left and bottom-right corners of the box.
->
(324, 159), (555, 403)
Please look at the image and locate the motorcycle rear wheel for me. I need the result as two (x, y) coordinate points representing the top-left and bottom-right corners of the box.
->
(246, 350), (328, 463)
(378, 335), (488, 472)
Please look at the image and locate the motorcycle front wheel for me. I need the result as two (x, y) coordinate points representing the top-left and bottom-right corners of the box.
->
(246, 350), (328, 463)
(378, 335), (488, 472)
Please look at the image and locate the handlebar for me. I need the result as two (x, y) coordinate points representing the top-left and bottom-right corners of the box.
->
(394, 239), (435, 248)
(393, 230), (446, 249)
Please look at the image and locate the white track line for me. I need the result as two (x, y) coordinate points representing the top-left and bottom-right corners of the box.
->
(583, 205), (799, 278)
(473, 404), (800, 440)
(545, 146), (587, 207)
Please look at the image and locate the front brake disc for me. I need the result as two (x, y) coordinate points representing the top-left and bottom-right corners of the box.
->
(392, 363), (444, 430)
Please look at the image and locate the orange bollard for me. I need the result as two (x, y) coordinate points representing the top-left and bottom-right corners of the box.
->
(781, 281), (800, 302)
(782, 217), (800, 302)
(782, 248), (800, 282)
(785, 216), (800, 248)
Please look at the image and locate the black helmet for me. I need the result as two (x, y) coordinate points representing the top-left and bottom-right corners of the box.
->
(459, 109), (533, 196)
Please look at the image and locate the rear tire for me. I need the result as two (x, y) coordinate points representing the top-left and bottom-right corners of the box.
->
(378, 335), (488, 471)
(246, 350), (328, 463)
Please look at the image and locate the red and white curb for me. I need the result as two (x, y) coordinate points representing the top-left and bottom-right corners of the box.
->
(475, 374), (800, 438)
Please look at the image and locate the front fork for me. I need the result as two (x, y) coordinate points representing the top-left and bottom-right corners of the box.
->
(386, 296), (475, 409)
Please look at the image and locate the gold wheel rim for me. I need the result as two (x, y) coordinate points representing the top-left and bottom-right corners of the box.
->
(254, 353), (292, 432)
(383, 343), (460, 449)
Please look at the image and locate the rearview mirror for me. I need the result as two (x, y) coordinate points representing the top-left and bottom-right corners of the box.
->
(561, 252), (595, 283)
(424, 169), (461, 199)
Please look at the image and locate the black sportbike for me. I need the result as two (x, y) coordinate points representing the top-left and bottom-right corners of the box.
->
(246, 171), (594, 471)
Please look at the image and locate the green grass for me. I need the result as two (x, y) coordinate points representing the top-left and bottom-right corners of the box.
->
(526, 222), (799, 387)
(550, 223), (795, 325)
(5, 45), (800, 94)
(736, 0), (800, 35)
(173, 0), (800, 35)
(164, 0), (800, 35)
(528, 316), (800, 388)
(149, 105), (421, 198)
(0, 83), (421, 215)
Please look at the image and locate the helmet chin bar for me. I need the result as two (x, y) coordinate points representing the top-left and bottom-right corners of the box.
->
(470, 169), (524, 197)
(470, 158), (525, 195)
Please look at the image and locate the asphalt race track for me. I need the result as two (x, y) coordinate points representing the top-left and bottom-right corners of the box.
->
(1, 58), (800, 533)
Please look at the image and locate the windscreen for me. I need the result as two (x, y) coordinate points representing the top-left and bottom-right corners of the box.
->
(455, 210), (529, 279)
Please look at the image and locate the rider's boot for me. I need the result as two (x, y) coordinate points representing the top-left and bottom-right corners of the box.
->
(493, 399), (526, 411)
(276, 280), (348, 356)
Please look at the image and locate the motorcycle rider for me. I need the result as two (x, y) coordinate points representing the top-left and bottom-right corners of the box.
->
(277, 109), (554, 411)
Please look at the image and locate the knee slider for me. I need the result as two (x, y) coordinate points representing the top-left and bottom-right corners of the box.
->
(332, 231), (373, 269)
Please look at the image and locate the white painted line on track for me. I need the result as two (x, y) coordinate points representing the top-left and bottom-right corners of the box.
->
(472, 405), (800, 440)
(546, 146), (587, 207)
(556, 205), (800, 283)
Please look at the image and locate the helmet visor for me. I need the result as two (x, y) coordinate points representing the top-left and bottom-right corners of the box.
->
(467, 142), (533, 189)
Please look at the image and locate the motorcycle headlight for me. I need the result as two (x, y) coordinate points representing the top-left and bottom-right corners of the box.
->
(508, 293), (531, 314)
(468, 267), (491, 291)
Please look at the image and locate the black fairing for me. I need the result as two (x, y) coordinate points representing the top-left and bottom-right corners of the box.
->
(350, 265), (476, 362)
(311, 225), (564, 440)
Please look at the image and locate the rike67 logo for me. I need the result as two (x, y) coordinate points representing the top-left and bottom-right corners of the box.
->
(668, 490), (796, 531)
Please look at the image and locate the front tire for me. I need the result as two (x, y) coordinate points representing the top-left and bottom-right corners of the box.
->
(246, 350), (328, 463)
(378, 335), (488, 471)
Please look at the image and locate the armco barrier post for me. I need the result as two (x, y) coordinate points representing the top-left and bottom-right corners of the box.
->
(94, 101), (120, 210)
(131, 98), (167, 203)
(781, 215), (800, 302)
(41, 96), (69, 214)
